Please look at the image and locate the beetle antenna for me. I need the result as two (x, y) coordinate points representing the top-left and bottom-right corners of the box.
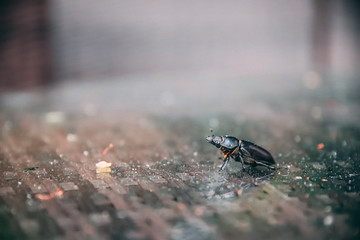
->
(210, 128), (214, 137)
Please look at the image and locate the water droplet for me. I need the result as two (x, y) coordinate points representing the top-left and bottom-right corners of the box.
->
(66, 133), (78, 142)
(323, 215), (333, 226)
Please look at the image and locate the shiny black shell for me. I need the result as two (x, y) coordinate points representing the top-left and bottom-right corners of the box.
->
(220, 136), (239, 149)
(241, 140), (275, 164)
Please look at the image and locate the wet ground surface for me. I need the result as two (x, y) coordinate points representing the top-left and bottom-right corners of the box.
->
(1, 75), (360, 239)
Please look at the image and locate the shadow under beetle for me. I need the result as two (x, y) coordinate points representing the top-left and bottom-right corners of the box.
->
(206, 130), (277, 171)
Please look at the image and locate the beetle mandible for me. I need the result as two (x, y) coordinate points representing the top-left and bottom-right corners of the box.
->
(206, 130), (276, 171)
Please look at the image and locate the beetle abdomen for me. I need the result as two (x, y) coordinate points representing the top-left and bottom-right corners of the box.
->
(241, 140), (275, 164)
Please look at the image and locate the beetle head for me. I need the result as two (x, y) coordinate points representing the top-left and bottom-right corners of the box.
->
(206, 128), (222, 147)
(206, 135), (222, 147)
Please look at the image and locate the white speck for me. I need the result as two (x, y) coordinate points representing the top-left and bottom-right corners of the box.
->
(44, 111), (65, 124)
(193, 152), (198, 157)
(116, 211), (127, 219)
(96, 161), (112, 168)
(83, 151), (89, 156)
(66, 133), (78, 142)
(323, 215), (333, 226)
(294, 135), (301, 143)
(18, 181), (22, 185)
(294, 176), (302, 180)
(89, 211), (111, 225)
(349, 173), (360, 177)
(96, 161), (111, 173)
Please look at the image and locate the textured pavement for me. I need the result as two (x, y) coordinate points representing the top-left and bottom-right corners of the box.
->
(1, 75), (360, 240)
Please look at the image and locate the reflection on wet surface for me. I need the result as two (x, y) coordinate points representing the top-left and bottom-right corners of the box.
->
(0, 75), (359, 239)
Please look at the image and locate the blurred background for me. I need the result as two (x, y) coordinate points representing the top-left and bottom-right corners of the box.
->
(1, 2), (360, 239)
(0, 0), (359, 93)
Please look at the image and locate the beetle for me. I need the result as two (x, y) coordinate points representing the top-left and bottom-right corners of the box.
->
(206, 131), (277, 171)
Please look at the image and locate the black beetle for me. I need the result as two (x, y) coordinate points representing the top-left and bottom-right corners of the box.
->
(206, 131), (277, 171)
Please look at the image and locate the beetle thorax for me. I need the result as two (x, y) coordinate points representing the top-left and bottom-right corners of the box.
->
(220, 136), (239, 149)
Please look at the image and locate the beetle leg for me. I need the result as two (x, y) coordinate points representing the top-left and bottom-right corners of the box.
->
(254, 161), (276, 170)
(236, 149), (247, 171)
(219, 156), (230, 171)
(240, 156), (246, 171)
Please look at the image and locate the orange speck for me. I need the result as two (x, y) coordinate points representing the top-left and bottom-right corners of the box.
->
(237, 189), (243, 196)
(55, 188), (64, 197)
(35, 188), (63, 200)
(177, 203), (186, 211)
(317, 143), (325, 150)
(321, 179), (327, 182)
(35, 194), (52, 200)
(101, 143), (114, 156)
(306, 177), (309, 180)
(305, 193), (309, 198)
